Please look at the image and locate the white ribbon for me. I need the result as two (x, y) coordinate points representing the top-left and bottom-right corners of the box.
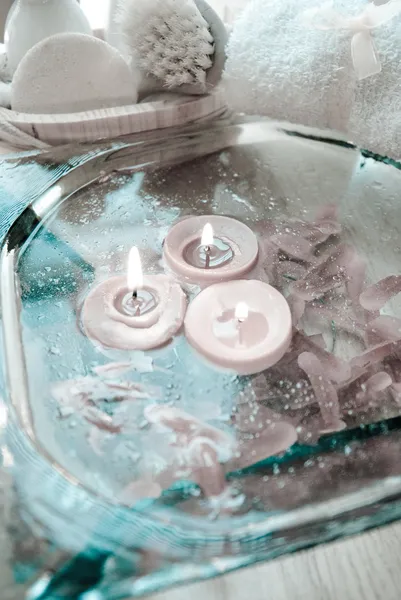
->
(303, 1), (401, 80)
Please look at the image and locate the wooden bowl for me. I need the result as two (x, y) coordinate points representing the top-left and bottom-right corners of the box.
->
(0, 88), (228, 147)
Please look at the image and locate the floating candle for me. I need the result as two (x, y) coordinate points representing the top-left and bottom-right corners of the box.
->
(163, 215), (259, 284)
(81, 247), (187, 351)
(185, 280), (292, 375)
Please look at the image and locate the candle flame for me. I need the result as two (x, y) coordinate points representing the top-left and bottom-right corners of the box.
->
(127, 246), (143, 292)
(201, 223), (214, 248)
(235, 302), (249, 323)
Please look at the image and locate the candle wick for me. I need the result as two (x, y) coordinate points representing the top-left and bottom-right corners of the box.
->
(204, 245), (211, 269)
(132, 289), (141, 316)
(237, 318), (244, 346)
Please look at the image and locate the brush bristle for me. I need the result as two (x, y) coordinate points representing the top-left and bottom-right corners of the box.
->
(117, 0), (214, 89)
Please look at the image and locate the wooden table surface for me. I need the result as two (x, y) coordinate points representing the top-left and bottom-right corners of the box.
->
(149, 522), (401, 600)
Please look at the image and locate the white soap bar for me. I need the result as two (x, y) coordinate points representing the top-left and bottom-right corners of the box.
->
(12, 33), (138, 114)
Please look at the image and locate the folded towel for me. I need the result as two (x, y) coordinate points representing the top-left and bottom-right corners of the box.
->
(225, 0), (401, 159)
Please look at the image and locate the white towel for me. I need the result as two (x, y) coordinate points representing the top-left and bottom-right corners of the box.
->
(224, 0), (401, 159)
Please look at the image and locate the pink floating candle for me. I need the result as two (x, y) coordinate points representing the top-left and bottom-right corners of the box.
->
(81, 247), (187, 351)
(163, 215), (259, 284)
(184, 280), (292, 375)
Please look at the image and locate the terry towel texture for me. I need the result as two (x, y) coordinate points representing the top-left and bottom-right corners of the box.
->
(224, 0), (401, 158)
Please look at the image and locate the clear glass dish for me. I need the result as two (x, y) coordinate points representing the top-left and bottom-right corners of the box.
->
(2, 118), (401, 598)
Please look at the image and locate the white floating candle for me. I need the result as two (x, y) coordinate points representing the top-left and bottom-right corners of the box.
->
(81, 247), (187, 351)
(163, 215), (259, 284)
(184, 280), (292, 375)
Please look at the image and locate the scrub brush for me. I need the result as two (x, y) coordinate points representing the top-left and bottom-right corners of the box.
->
(116, 0), (227, 96)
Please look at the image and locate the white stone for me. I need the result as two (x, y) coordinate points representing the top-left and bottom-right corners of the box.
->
(5, 0), (93, 75)
(12, 32), (138, 114)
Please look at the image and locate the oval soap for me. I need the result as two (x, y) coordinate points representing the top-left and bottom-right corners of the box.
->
(12, 33), (138, 114)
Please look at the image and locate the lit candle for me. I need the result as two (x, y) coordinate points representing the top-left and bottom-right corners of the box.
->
(112, 246), (159, 324)
(163, 215), (259, 284)
(184, 280), (292, 375)
(181, 220), (235, 272)
(81, 247), (187, 351)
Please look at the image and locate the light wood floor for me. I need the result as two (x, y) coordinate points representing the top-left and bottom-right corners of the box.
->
(149, 522), (401, 600)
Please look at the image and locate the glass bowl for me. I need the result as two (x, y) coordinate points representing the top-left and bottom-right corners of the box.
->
(2, 118), (401, 598)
